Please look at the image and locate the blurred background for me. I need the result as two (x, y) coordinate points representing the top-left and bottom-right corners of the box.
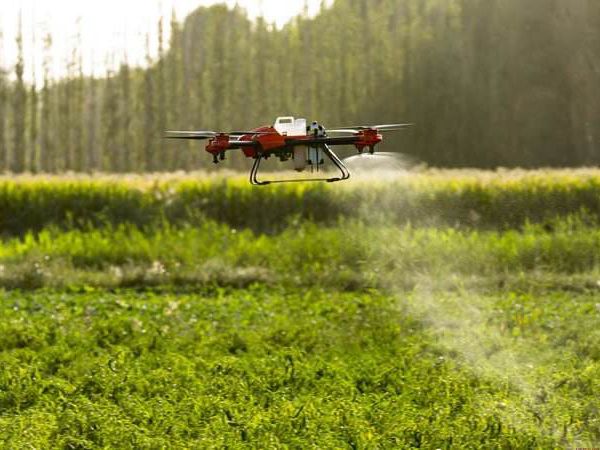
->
(0, 0), (598, 173)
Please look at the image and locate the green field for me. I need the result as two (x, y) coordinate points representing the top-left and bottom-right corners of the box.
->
(1, 171), (599, 448)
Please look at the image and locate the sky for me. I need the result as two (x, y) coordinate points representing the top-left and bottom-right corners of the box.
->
(0, 0), (330, 81)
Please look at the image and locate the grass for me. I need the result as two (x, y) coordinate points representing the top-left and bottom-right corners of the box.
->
(0, 171), (599, 448)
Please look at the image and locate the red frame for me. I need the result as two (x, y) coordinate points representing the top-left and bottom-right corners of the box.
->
(206, 126), (383, 158)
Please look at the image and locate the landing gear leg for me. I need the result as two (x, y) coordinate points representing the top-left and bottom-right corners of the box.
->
(249, 153), (271, 186)
(249, 145), (350, 186)
(322, 144), (351, 183)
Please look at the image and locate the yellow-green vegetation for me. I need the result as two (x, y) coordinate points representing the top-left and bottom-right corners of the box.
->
(1, 169), (600, 234)
(1, 171), (599, 448)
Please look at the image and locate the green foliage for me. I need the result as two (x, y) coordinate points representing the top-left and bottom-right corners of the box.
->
(0, 171), (599, 236)
(0, 172), (599, 447)
(1, 287), (593, 448)
(2, 216), (600, 290)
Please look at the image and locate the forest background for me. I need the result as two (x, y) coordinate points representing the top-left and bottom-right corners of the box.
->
(0, 0), (598, 174)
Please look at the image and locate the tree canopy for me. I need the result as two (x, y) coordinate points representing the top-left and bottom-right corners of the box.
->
(0, 0), (598, 173)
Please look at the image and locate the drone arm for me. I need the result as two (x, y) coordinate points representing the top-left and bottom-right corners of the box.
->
(165, 135), (211, 141)
(287, 136), (360, 147)
(165, 133), (257, 150)
(227, 141), (259, 149)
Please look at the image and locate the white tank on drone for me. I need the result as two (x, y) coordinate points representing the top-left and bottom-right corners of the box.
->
(274, 117), (306, 136)
(274, 117), (309, 171)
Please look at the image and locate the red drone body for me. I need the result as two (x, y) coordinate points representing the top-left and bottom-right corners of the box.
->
(166, 117), (410, 185)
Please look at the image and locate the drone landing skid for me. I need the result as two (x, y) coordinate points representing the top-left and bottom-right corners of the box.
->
(250, 145), (351, 186)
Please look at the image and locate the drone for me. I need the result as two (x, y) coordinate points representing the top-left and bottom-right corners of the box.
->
(165, 117), (412, 185)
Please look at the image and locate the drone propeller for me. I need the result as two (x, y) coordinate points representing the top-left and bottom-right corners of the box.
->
(374, 124), (414, 131)
(164, 131), (217, 140)
(327, 129), (361, 135)
(327, 123), (413, 134)
(165, 130), (277, 140)
(230, 130), (279, 135)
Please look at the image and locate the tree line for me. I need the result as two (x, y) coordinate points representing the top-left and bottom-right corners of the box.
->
(0, 0), (599, 173)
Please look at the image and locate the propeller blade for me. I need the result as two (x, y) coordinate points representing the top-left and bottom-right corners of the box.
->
(328, 123), (413, 131)
(327, 129), (360, 135)
(229, 131), (278, 135)
(165, 129), (279, 141)
(165, 135), (213, 141)
(327, 126), (364, 131)
(373, 124), (414, 131)
(165, 130), (218, 135)
(166, 130), (274, 136)
(164, 131), (217, 140)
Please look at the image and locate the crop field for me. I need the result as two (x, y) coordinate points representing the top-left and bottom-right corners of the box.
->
(1, 170), (600, 448)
